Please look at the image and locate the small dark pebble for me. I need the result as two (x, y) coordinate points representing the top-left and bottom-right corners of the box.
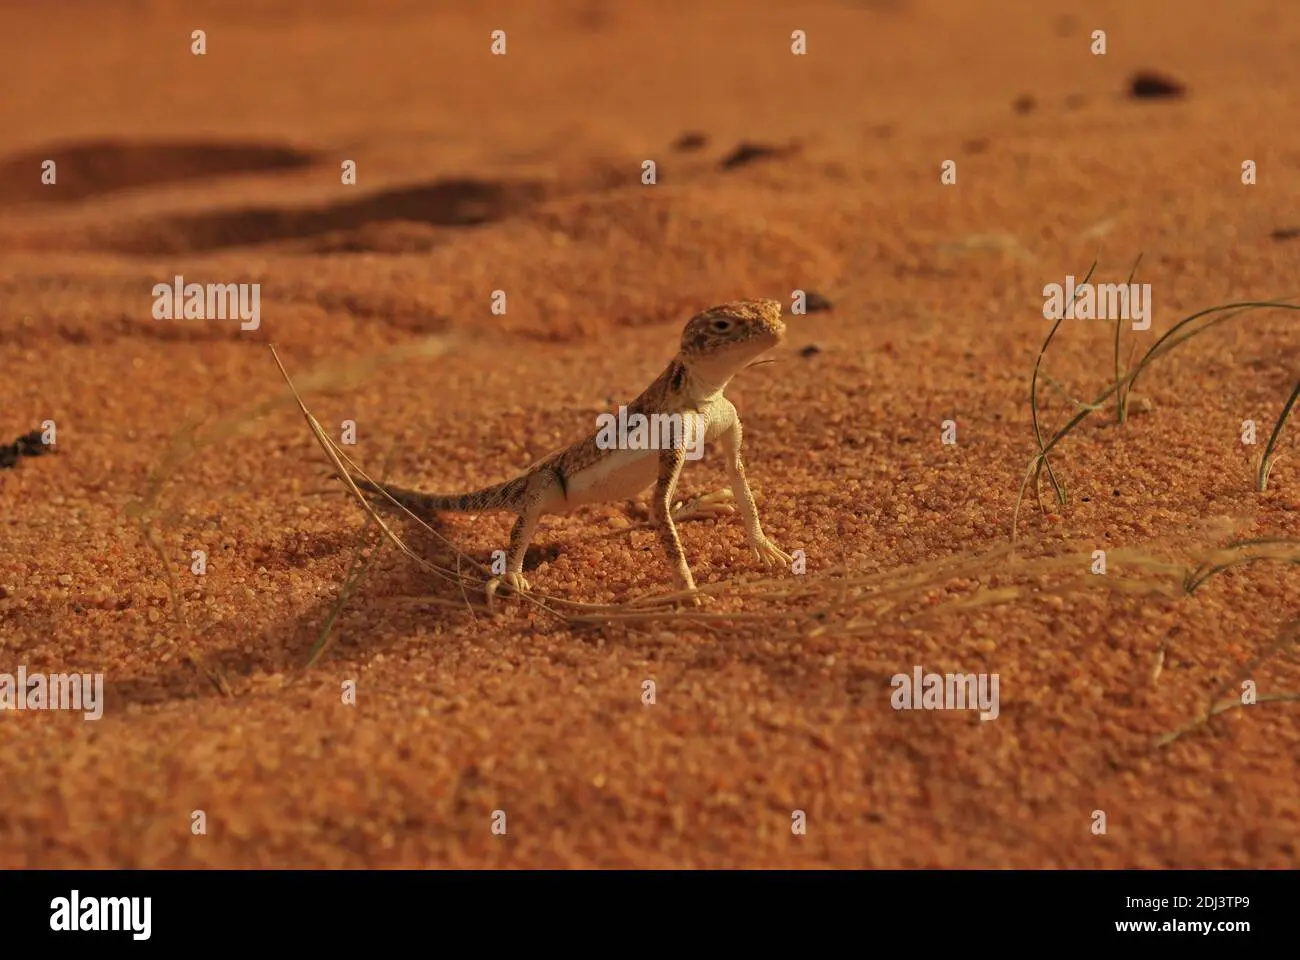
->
(1012, 94), (1036, 115)
(0, 429), (50, 470)
(1128, 71), (1186, 100)
(721, 142), (786, 170)
(14, 430), (48, 457)
(963, 137), (989, 154)
(672, 131), (708, 151)
(801, 291), (834, 313)
(799, 344), (822, 358)
(1270, 227), (1300, 241)
(1064, 93), (1087, 110)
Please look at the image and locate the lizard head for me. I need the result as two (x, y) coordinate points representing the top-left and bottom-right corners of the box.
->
(679, 299), (786, 382)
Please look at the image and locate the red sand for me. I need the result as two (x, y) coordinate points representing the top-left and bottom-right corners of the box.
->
(1, 0), (1297, 868)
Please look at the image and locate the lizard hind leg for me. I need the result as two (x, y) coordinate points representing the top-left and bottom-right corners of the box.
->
(483, 483), (552, 615)
(484, 569), (532, 615)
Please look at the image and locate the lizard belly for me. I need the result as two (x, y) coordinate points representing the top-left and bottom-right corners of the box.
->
(562, 447), (659, 507)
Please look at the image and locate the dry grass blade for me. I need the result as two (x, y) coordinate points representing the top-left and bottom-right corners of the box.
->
(124, 335), (458, 623)
(1032, 263), (1098, 492)
(305, 442), (402, 669)
(306, 522), (383, 668)
(1153, 693), (1300, 748)
(1256, 377), (1300, 491)
(1183, 538), (1300, 593)
(1154, 619), (1300, 748)
(562, 521), (1300, 643)
(1111, 253), (1144, 423)
(1014, 286), (1300, 547)
(266, 344), (578, 623)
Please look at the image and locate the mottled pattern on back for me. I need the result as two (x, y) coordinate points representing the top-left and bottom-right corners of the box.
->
(530, 298), (785, 486)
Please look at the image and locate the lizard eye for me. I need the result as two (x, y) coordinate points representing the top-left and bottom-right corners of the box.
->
(709, 319), (733, 332)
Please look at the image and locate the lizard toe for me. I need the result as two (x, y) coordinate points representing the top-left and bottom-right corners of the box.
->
(754, 539), (793, 568)
(671, 489), (737, 522)
(484, 572), (531, 614)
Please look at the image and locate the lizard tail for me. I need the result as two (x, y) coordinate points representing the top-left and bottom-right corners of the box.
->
(347, 475), (526, 517)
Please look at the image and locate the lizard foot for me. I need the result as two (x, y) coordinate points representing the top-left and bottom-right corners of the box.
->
(676, 588), (708, 610)
(671, 488), (736, 522)
(753, 537), (793, 569)
(484, 572), (531, 615)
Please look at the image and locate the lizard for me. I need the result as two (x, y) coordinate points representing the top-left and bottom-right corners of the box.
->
(348, 298), (794, 610)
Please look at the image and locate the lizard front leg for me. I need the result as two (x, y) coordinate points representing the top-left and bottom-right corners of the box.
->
(721, 418), (792, 569)
(651, 444), (702, 603)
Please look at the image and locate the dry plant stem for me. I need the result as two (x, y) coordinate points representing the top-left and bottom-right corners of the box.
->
(1112, 253), (1144, 424)
(1154, 620), (1300, 748)
(1027, 259), (1098, 507)
(559, 525), (1300, 632)
(1183, 538), (1300, 593)
(573, 525), (1296, 634)
(1013, 260), (1101, 548)
(306, 445), (400, 668)
(1040, 373), (1104, 413)
(307, 528), (382, 667)
(267, 344), (572, 624)
(1013, 295), (1300, 547)
(1127, 300), (1298, 397)
(1153, 693), (1300, 749)
(1256, 377), (1300, 491)
(123, 336), (454, 624)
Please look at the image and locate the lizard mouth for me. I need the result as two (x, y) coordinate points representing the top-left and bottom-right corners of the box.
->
(747, 330), (784, 366)
(761, 321), (787, 348)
